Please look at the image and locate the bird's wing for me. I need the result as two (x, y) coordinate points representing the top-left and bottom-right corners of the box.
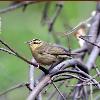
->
(37, 44), (77, 57)
(45, 45), (68, 55)
(46, 45), (79, 58)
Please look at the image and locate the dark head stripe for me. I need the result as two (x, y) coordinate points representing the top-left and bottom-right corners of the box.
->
(27, 39), (42, 45)
(32, 39), (40, 41)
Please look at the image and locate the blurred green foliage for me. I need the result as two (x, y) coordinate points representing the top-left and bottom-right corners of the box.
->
(0, 1), (96, 100)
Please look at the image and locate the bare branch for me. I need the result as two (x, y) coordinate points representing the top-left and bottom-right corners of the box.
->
(43, 1), (64, 44)
(50, 59), (88, 74)
(41, 2), (50, 25)
(62, 11), (96, 36)
(27, 58), (99, 100)
(85, 34), (100, 70)
(79, 36), (100, 49)
(0, 48), (15, 55)
(72, 46), (87, 53)
(0, 83), (29, 96)
(48, 1), (64, 32)
(51, 69), (100, 89)
(0, 2), (100, 100)
(0, 1), (39, 14)
(52, 82), (66, 100)
(86, 12), (100, 52)
(48, 82), (64, 100)
(29, 58), (36, 90)
(52, 73), (85, 82)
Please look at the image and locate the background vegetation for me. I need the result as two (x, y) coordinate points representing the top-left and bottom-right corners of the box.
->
(0, 1), (96, 100)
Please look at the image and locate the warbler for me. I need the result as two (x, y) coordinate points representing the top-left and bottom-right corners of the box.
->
(26, 39), (76, 66)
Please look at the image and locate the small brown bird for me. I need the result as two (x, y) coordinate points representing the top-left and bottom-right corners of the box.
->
(26, 39), (75, 66)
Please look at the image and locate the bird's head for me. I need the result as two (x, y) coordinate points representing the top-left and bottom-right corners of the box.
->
(26, 39), (43, 51)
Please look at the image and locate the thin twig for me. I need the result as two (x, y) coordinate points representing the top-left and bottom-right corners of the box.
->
(0, 83), (29, 96)
(85, 12), (100, 52)
(52, 82), (66, 100)
(60, 82), (100, 87)
(0, 48), (15, 55)
(62, 13), (94, 36)
(41, 1), (50, 25)
(48, 81), (64, 100)
(80, 71), (99, 87)
(93, 65), (100, 76)
(48, 1), (63, 32)
(50, 30), (61, 44)
(79, 36), (100, 48)
(51, 69), (100, 89)
(0, 1), (38, 14)
(52, 73), (85, 82)
(45, 2), (64, 44)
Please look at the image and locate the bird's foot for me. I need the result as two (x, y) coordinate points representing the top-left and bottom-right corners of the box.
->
(37, 64), (40, 68)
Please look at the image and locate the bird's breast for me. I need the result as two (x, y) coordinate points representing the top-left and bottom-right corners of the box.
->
(32, 52), (58, 65)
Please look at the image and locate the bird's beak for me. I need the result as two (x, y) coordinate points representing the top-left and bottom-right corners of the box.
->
(24, 41), (29, 44)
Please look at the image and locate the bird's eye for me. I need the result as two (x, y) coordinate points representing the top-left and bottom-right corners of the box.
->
(33, 42), (37, 44)
(33, 41), (41, 44)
